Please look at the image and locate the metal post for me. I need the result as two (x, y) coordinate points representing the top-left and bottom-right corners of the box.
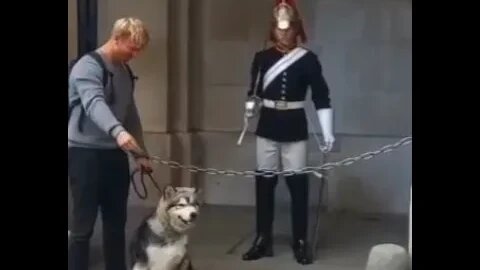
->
(408, 186), (412, 260)
(311, 152), (329, 260)
(77, 0), (98, 57)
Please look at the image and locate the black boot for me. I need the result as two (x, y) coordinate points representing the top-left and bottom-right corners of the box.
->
(242, 234), (273, 260)
(242, 175), (277, 261)
(286, 174), (313, 265)
(292, 239), (312, 265)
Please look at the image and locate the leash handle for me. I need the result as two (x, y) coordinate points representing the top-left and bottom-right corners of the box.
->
(129, 148), (150, 159)
(130, 168), (162, 200)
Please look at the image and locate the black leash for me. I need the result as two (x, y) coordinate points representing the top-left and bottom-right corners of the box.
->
(130, 168), (163, 200)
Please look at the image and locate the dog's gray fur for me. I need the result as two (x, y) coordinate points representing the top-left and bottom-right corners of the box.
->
(130, 185), (201, 270)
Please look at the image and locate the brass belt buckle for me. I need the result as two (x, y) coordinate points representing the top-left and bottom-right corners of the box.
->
(275, 100), (287, 109)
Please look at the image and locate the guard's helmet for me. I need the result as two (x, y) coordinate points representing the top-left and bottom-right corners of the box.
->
(269, 0), (307, 44)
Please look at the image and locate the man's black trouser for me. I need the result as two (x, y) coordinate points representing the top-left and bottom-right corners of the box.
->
(68, 147), (130, 270)
(256, 174), (309, 242)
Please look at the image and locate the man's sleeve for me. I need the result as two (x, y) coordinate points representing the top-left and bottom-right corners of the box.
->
(247, 52), (261, 97)
(308, 52), (332, 110)
(70, 57), (126, 138)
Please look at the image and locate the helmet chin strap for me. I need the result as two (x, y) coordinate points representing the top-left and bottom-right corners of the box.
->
(275, 36), (298, 52)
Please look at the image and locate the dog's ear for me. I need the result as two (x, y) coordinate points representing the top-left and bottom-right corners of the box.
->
(194, 188), (204, 204)
(163, 185), (176, 199)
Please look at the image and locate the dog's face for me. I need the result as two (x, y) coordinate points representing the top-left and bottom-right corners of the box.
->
(157, 185), (202, 233)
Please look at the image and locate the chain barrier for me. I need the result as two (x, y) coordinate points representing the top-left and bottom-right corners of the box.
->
(146, 136), (412, 178)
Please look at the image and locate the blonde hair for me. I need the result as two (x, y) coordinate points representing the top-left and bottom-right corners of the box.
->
(111, 17), (150, 49)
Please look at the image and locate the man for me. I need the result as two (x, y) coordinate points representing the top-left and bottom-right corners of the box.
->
(241, 0), (335, 265)
(68, 17), (153, 270)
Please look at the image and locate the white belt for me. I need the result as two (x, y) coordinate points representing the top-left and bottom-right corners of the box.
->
(262, 99), (305, 110)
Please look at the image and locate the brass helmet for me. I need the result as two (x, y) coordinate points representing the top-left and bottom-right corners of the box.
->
(270, 0), (307, 43)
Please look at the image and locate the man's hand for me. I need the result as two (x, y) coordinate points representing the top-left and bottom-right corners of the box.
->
(136, 157), (153, 174)
(116, 131), (142, 154)
(316, 108), (335, 153)
(322, 133), (335, 153)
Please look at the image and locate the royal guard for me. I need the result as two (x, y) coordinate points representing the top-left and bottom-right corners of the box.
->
(241, 0), (335, 265)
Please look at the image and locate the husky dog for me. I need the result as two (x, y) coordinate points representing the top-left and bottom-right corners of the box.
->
(130, 185), (201, 270)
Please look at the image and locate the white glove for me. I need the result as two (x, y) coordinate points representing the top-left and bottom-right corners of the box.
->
(316, 108), (335, 152)
(245, 99), (256, 118)
(244, 96), (262, 118)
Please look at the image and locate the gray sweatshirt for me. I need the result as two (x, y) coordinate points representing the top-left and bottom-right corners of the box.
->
(68, 51), (146, 152)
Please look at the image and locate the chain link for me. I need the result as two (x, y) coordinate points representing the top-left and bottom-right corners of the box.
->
(148, 136), (412, 178)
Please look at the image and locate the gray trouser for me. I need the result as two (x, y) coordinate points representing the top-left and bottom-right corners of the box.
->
(256, 136), (307, 171)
